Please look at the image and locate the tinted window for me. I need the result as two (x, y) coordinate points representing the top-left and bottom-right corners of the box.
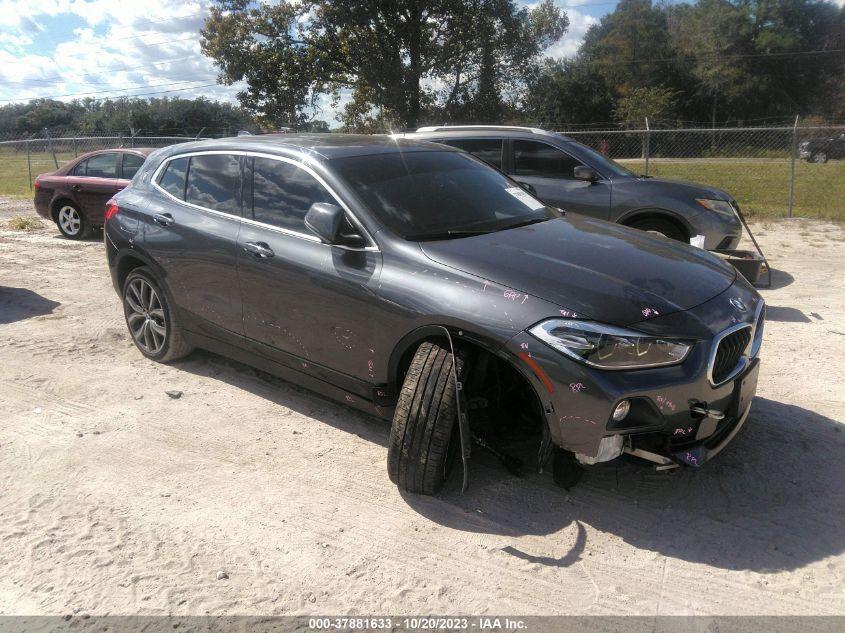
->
(440, 138), (503, 169)
(332, 151), (557, 240)
(186, 154), (240, 214)
(72, 160), (87, 176)
(84, 153), (118, 178)
(251, 157), (334, 232)
(513, 140), (581, 179)
(122, 153), (145, 179)
(157, 157), (189, 200)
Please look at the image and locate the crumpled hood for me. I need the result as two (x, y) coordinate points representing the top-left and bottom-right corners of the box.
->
(420, 215), (736, 327)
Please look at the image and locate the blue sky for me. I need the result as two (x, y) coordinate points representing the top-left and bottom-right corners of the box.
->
(0, 0), (617, 121)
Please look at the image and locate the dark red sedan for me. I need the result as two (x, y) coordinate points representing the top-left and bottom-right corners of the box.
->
(34, 148), (154, 239)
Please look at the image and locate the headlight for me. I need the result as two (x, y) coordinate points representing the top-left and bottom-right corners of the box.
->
(696, 198), (737, 218)
(528, 319), (692, 370)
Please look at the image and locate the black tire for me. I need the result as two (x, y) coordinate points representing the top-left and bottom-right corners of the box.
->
(122, 267), (193, 363)
(54, 201), (89, 240)
(387, 341), (468, 495)
(628, 217), (688, 242)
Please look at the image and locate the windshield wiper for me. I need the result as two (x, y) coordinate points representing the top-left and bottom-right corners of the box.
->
(498, 217), (550, 231)
(407, 229), (493, 241)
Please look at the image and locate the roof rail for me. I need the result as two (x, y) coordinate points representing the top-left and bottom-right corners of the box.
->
(415, 125), (553, 136)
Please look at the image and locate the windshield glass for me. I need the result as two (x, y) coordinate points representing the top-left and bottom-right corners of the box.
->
(330, 151), (560, 240)
(560, 136), (637, 178)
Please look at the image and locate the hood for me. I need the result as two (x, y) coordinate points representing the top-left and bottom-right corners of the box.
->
(419, 215), (736, 327)
(625, 176), (732, 201)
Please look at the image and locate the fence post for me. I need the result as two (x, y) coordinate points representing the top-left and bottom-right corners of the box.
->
(72, 136), (77, 157)
(787, 115), (799, 219)
(26, 134), (33, 191)
(644, 117), (650, 176)
(43, 127), (58, 169)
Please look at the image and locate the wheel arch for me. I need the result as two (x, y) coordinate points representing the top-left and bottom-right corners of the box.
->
(50, 197), (79, 223)
(617, 207), (692, 240)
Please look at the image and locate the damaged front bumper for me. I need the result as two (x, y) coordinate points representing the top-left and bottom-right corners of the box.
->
(503, 285), (763, 471)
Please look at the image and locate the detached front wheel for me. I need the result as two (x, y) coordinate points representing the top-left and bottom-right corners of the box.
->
(388, 341), (467, 495)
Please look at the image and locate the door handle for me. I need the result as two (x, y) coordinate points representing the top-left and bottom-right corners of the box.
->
(70, 184), (82, 192)
(243, 241), (274, 258)
(152, 213), (175, 227)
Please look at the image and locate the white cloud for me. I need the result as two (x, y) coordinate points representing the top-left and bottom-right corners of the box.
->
(544, 9), (598, 59)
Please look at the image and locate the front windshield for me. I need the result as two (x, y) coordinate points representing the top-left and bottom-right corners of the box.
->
(330, 150), (560, 240)
(561, 136), (637, 178)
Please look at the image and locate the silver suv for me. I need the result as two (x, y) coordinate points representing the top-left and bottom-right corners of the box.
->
(401, 126), (742, 250)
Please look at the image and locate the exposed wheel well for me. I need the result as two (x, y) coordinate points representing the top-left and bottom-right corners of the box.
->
(50, 198), (78, 222)
(393, 334), (545, 450)
(621, 211), (690, 241)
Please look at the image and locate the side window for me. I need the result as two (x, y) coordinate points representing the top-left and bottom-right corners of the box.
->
(251, 157), (334, 232)
(156, 157), (189, 200)
(72, 160), (88, 176)
(440, 138), (503, 170)
(513, 140), (582, 179)
(122, 153), (145, 180)
(185, 154), (241, 215)
(85, 153), (118, 179)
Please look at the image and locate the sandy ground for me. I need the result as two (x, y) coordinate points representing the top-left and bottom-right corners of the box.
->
(0, 196), (843, 617)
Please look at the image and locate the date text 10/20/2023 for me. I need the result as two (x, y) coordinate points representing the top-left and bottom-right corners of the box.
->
(308, 617), (528, 630)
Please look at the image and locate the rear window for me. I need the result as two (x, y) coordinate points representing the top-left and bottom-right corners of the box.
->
(122, 153), (145, 179)
(439, 138), (503, 169)
(83, 153), (118, 178)
(185, 154), (240, 215)
(157, 157), (189, 200)
(512, 140), (580, 179)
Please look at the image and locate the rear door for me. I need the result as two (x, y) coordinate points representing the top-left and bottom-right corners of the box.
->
(436, 138), (504, 171)
(238, 154), (381, 386)
(507, 139), (611, 219)
(70, 153), (125, 223)
(143, 152), (244, 340)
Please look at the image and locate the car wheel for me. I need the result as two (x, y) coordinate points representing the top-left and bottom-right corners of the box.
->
(56, 203), (88, 239)
(123, 267), (193, 363)
(811, 152), (828, 164)
(387, 341), (468, 495)
(628, 217), (687, 242)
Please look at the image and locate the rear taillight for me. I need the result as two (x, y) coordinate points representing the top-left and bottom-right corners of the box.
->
(104, 200), (120, 221)
(34, 178), (42, 190)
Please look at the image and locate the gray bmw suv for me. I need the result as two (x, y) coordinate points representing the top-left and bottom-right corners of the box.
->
(402, 126), (743, 250)
(105, 134), (763, 495)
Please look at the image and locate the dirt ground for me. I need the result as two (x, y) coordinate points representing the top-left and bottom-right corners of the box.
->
(0, 196), (843, 617)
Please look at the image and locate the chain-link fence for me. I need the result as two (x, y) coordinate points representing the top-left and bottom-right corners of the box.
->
(2, 124), (844, 220)
(0, 130), (205, 197)
(562, 124), (845, 221)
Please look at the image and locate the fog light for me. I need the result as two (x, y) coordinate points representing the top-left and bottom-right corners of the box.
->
(612, 400), (631, 422)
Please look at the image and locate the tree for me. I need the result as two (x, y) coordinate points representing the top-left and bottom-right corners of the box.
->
(525, 58), (615, 127)
(613, 85), (677, 127)
(200, 0), (567, 130)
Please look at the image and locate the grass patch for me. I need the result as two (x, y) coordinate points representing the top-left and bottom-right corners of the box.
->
(7, 215), (44, 231)
(619, 158), (845, 221)
(0, 147), (78, 198)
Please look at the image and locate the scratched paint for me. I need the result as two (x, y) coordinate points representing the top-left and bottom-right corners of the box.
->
(559, 414), (597, 425)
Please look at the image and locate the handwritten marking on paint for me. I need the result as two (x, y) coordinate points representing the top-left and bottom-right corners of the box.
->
(367, 359), (374, 376)
(642, 307), (661, 318)
(570, 382), (585, 393)
(345, 395), (354, 403)
(674, 427), (694, 436)
(685, 452), (699, 466)
(503, 290), (528, 304)
(559, 310), (578, 318)
(559, 414), (597, 425)
(520, 342), (529, 350)
(656, 395), (676, 412)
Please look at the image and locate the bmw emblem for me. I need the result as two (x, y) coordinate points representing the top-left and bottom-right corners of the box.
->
(730, 297), (747, 312)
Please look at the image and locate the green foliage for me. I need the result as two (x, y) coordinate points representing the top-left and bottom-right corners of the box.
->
(614, 86), (678, 126)
(201, 0), (568, 130)
(0, 97), (253, 137)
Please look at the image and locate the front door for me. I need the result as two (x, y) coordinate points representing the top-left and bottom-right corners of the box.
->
(237, 155), (381, 388)
(143, 153), (244, 340)
(508, 139), (611, 219)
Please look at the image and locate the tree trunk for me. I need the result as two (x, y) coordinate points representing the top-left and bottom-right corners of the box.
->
(406, 3), (422, 130)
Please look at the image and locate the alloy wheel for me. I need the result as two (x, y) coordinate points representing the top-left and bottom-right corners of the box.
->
(125, 278), (167, 355)
(58, 205), (81, 235)
(813, 152), (828, 163)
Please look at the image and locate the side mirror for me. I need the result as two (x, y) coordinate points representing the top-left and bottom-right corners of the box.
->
(519, 181), (537, 195)
(574, 165), (600, 183)
(305, 202), (344, 243)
